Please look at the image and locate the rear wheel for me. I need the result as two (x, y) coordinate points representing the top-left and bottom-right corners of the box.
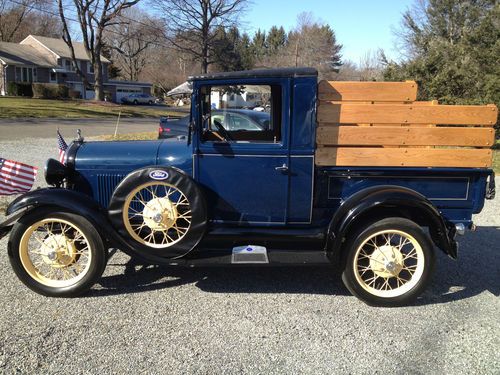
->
(8, 210), (106, 297)
(341, 218), (435, 307)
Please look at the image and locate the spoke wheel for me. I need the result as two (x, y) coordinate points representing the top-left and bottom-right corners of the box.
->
(353, 230), (425, 298)
(123, 182), (192, 248)
(19, 218), (92, 288)
(9, 210), (106, 297)
(341, 217), (435, 307)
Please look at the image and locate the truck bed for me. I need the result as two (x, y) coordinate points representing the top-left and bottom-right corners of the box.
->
(316, 166), (493, 227)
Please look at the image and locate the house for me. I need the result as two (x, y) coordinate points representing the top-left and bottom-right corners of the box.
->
(0, 35), (152, 102)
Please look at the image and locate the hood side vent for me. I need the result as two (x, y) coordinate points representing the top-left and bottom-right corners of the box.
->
(97, 174), (125, 208)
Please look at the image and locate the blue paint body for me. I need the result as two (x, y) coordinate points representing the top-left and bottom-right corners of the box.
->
(72, 70), (492, 238)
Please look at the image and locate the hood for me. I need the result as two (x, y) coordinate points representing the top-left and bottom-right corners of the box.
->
(74, 138), (193, 174)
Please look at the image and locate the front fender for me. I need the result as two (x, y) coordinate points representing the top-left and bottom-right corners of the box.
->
(326, 185), (457, 261)
(4, 189), (114, 243)
(2, 188), (179, 264)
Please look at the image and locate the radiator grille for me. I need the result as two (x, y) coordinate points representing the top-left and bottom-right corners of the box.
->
(97, 174), (125, 208)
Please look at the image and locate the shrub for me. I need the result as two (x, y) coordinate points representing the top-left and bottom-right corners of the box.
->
(32, 83), (69, 99)
(68, 89), (81, 99)
(7, 82), (33, 97)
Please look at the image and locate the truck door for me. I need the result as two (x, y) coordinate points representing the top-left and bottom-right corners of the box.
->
(194, 79), (290, 225)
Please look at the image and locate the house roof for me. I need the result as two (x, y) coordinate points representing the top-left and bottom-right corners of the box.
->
(0, 41), (55, 67)
(21, 35), (110, 63)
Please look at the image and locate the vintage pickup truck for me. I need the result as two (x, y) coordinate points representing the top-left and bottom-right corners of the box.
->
(0, 68), (497, 306)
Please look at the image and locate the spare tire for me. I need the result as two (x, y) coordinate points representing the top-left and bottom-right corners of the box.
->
(108, 166), (207, 259)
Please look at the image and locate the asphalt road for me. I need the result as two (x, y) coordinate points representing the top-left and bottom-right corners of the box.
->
(0, 118), (158, 140)
(0, 138), (499, 374)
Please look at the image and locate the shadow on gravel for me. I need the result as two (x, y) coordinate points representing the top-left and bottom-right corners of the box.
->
(89, 226), (499, 304)
(91, 264), (349, 297)
(417, 226), (500, 305)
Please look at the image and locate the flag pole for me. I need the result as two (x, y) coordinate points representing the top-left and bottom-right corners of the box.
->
(114, 111), (121, 138)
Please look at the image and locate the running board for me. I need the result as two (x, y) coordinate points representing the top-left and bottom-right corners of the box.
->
(232, 245), (269, 264)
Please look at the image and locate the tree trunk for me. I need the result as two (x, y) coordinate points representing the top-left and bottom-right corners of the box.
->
(94, 55), (105, 101)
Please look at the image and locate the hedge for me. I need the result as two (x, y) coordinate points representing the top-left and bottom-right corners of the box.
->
(32, 83), (69, 99)
(6, 82), (33, 97)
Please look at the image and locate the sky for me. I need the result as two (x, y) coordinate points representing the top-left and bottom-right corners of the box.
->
(243, 0), (415, 63)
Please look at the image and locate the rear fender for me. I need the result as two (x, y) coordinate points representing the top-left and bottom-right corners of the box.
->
(326, 185), (457, 262)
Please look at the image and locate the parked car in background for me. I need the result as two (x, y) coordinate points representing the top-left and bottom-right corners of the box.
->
(121, 93), (157, 105)
(158, 109), (271, 139)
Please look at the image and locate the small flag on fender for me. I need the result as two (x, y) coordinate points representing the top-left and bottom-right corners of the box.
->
(0, 158), (38, 195)
(57, 129), (68, 164)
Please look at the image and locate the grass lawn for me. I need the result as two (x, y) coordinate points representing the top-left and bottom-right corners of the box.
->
(0, 97), (185, 119)
(493, 140), (499, 173)
(98, 132), (157, 141)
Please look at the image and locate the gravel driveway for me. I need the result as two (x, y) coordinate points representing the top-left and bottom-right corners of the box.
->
(0, 138), (499, 374)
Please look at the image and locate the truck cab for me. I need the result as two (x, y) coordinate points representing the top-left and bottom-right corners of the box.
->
(2, 68), (496, 306)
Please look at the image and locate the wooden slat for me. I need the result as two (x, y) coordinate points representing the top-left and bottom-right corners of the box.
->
(318, 80), (417, 102)
(316, 126), (495, 147)
(315, 148), (493, 168)
(318, 103), (498, 126)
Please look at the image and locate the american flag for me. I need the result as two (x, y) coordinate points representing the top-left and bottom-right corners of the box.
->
(57, 130), (68, 164)
(0, 158), (38, 195)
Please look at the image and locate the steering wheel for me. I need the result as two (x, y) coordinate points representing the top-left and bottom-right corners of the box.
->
(213, 119), (233, 142)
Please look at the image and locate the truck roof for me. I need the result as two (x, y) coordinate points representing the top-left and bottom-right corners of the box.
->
(188, 67), (318, 81)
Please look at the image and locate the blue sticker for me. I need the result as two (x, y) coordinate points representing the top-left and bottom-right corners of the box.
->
(246, 247), (253, 252)
(149, 170), (169, 180)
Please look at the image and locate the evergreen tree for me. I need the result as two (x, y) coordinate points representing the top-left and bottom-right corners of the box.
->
(267, 26), (287, 55)
(384, 0), (499, 110)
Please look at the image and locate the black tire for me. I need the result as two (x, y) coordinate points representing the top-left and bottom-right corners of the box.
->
(108, 166), (207, 259)
(341, 217), (435, 307)
(148, 100), (153, 105)
(8, 209), (106, 297)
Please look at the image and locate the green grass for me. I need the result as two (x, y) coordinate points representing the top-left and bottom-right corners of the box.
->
(98, 131), (157, 141)
(0, 97), (184, 119)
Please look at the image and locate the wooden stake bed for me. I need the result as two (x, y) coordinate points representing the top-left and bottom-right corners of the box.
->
(316, 80), (498, 168)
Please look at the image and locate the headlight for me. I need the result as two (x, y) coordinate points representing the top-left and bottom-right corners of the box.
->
(44, 158), (69, 187)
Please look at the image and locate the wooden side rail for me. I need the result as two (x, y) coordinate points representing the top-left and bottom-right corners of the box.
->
(315, 80), (498, 168)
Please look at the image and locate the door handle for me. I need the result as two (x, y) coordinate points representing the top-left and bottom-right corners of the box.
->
(275, 163), (289, 172)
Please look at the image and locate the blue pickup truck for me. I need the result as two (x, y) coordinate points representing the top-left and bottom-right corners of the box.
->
(1, 68), (496, 306)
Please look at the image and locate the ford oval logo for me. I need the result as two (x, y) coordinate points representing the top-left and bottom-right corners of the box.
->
(149, 170), (169, 180)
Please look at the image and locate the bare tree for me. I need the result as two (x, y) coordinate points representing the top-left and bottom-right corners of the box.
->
(58, 0), (141, 101)
(105, 9), (161, 81)
(358, 49), (383, 81)
(155, 0), (248, 73)
(0, 0), (60, 42)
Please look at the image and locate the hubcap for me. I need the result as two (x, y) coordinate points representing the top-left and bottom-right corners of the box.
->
(370, 245), (404, 278)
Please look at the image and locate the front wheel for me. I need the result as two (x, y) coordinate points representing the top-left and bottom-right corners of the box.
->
(341, 217), (435, 307)
(8, 210), (106, 297)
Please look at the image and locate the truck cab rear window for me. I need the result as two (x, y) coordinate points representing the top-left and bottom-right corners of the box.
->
(200, 84), (282, 142)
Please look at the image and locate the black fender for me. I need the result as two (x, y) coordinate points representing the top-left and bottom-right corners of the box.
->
(326, 185), (458, 262)
(2, 188), (172, 264)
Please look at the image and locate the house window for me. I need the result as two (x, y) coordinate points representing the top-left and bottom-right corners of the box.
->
(88, 63), (94, 74)
(50, 71), (57, 82)
(63, 59), (80, 72)
(20, 67), (34, 83)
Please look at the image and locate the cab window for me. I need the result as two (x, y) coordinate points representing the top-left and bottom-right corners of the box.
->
(200, 84), (281, 143)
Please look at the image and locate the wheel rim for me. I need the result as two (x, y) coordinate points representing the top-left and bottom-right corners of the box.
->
(19, 218), (92, 288)
(353, 230), (425, 298)
(122, 182), (192, 248)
